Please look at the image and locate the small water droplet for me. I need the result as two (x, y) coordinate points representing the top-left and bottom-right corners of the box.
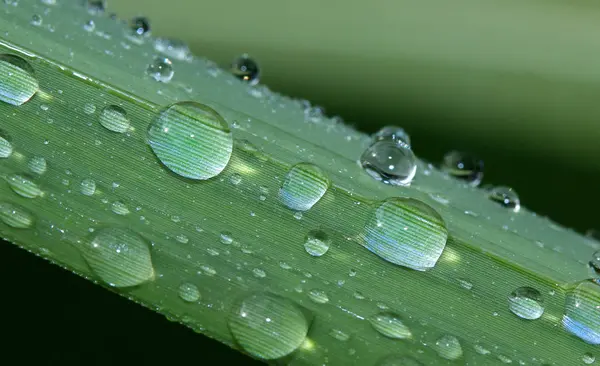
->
(80, 178), (96, 196)
(98, 105), (129, 133)
(147, 57), (174, 82)
(373, 126), (411, 145)
(230, 54), (260, 85)
(6, 174), (43, 198)
(583, 352), (595, 364)
(360, 140), (416, 186)
(148, 102), (233, 180)
(30, 14), (43, 26)
(220, 231), (233, 245)
(80, 227), (155, 287)
(83, 19), (95, 32)
(488, 186), (520, 212)
(153, 37), (191, 61)
(497, 354), (513, 364)
(130, 16), (150, 37)
(329, 328), (350, 341)
(433, 334), (463, 360)
(0, 201), (34, 228)
(441, 151), (484, 186)
(304, 229), (330, 257)
(377, 355), (423, 366)
(474, 344), (491, 355)
(458, 279), (473, 290)
(27, 156), (47, 175)
(0, 54), (38, 106)
(111, 201), (130, 215)
(178, 282), (201, 302)
(368, 312), (412, 339)
(279, 162), (329, 211)
(83, 103), (96, 115)
(253, 268), (266, 278)
(308, 289), (329, 304)
(363, 198), (448, 271)
(563, 281), (600, 344)
(0, 134), (12, 158)
(228, 293), (308, 360)
(590, 250), (600, 273)
(508, 286), (544, 320)
(175, 234), (189, 244)
(229, 173), (242, 185)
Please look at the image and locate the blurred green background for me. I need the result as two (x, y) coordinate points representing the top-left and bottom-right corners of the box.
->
(4, 0), (600, 364)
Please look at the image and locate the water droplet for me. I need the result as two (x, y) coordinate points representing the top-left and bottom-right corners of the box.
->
(458, 278), (473, 290)
(304, 229), (330, 257)
(30, 14), (43, 26)
(86, 0), (106, 15)
(148, 102), (233, 180)
(0, 54), (38, 106)
(0, 202), (34, 228)
(497, 354), (512, 364)
(329, 329), (350, 341)
(441, 151), (484, 186)
(308, 289), (329, 304)
(28, 156), (47, 175)
(474, 344), (491, 355)
(111, 201), (130, 215)
(279, 163), (329, 211)
(508, 286), (544, 320)
(368, 312), (412, 339)
(590, 250), (600, 273)
(230, 54), (259, 85)
(583, 353), (595, 364)
(373, 126), (411, 145)
(153, 37), (191, 61)
(229, 173), (242, 185)
(99, 105), (129, 133)
(253, 268), (266, 278)
(80, 178), (96, 196)
(175, 234), (189, 244)
(130, 16), (150, 37)
(563, 281), (600, 344)
(80, 227), (155, 287)
(360, 140), (416, 186)
(178, 282), (200, 302)
(83, 103), (96, 114)
(0, 134), (12, 158)
(6, 174), (43, 198)
(83, 19), (95, 32)
(433, 334), (463, 360)
(377, 355), (423, 366)
(228, 293), (308, 360)
(488, 186), (520, 212)
(147, 57), (174, 82)
(220, 231), (233, 244)
(363, 198), (448, 271)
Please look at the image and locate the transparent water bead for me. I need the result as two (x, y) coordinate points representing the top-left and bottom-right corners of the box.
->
(0, 54), (39, 106)
(80, 227), (155, 287)
(368, 312), (412, 339)
(0, 134), (13, 158)
(563, 281), (600, 344)
(80, 178), (96, 196)
(178, 282), (201, 302)
(148, 101), (233, 180)
(230, 54), (260, 85)
(153, 38), (191, 61)
(582, 353), (595, 364)
(488, 186), (520, 212)
(228, 293), (309, 360)
(30, 14), (43, 26)
(6, 174), (43, 198)
(147, 57), (174, 83)
(433, 334), (463, 360)
(377, 355), (423, 366)
(308, 289), (329, 304)
(304, 229), (331, 257)
(0, 201), (34, 228)
(360, 140), (416, 186)
(363, 198), (448, 271)
(130, 16), (150, 36)
(441, 151), (484, 186)
(508, 286), (544, 320)
(279, 162), (329, 211)
(28, 156), (47, 175)
(99, 105), (130, 133)
(590, 250), (600, 273)
(373, 125), (411, 145)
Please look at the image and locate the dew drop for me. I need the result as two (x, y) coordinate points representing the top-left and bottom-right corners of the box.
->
(373, 126), (411, 145)
(99, 105), (129, 133)
(80, 227), (155, 287)
(583, 353), (595, 364)
(6, 174), (43, 198)
(253, 268), (266, 278)
(488, 186), (520, 212)
(377, 355), (423, 366)
(153, 38), (191, 61)
(175, 234), (189, 244)
(147, 57), (174, 83)
(80, 178), (96, 196)
(230, 54), (260, 85)
(441, 151), (484, 186)
(178, 282), (201, 302)
(228, 293), (309, 360)
(368, 312), (412, 339)
(279, 162), (329, 211)
(474, 344), (491, 355)
(111, 201), (130, 215)
(433, 334), (463, 360)
(563, 281), (600, 344)
(0, 54), (38, 106)
(27, 156), (47, 175)
(83, 20), (95, 32)
(589, 250), (600, 273)
(229, 173), (242, 185)
(220, 231), (233, 245)
(308, 289), (329, 304)
(148, 101), (233, 180)
(30, 14), (43, 26)
(329, 329), (350, 341)
(508, 286), (544, 320)
(130, 16), (150, 37)
(304, 229), (330, 257)
(83, 103), (96, 114)
(360, 140), (416, 186)
(0, 202), (34, 228)
(0, 134), (13, 158)
(363, 198), (448, 271)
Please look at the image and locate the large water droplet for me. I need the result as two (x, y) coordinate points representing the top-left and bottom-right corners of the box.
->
(433, 334), (463, 360)
(178, 282), (201, 302)
(508, 286), (544, 320)
(368, 312), (412, 339)
(563, 281), (600, 344)
(363, 198), (448, 271)
(0, 202), (34, 228)
(6, 174), (43, 198)
(80, 228), (155, 287)
(373, 126), (411, 145)
(228, 293), (309, 360)
(360, 140), (416, 186)
(0, 134), (13, 158)
(488, 186), (520, 212)
(279, 163), (329, 211)
(230, 54), (260, 85)
(304, 229), (330, 257)
(28, 156), (47, 175)
(80, 178), (96, 196)
(99, 105), (130, 133)
(147, 57), (174, 82)
(148, 102), (233, 180)
(377, 355), (423, 366)
(0, 54), (38, 106)
(441, 151), (484, 186)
